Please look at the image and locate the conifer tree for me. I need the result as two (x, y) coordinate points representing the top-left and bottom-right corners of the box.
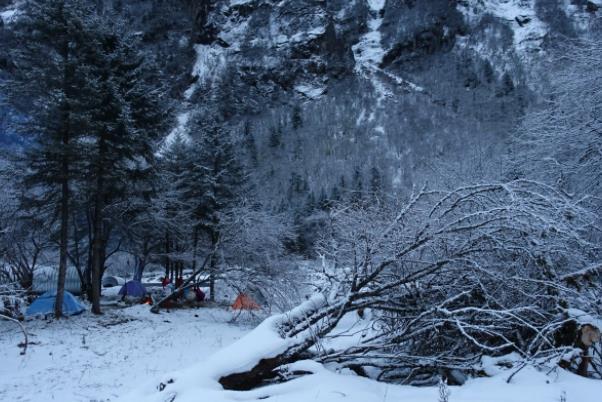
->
(2, 0), (97, 317)
(268, 124), (282, 149)
(370, 165), (382, 201)
(351, 167), (364, 204)
(82, 17), (166, 313)
(155, 135), (193, 284)
(188, 112), (245, 301)
(243, 120), (258, 166)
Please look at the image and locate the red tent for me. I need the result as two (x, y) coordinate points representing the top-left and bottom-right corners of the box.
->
(231, 293), (260, 310)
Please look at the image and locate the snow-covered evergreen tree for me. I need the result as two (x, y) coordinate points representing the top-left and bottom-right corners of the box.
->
(80, 15), (166, 313)
(187, 112), (245, 300)
(2, 0), (98, 317)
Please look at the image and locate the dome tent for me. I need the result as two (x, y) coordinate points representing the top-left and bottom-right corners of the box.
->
(118, 280), (147, 298)
(32, 265), (81, 295)
(231, 293), (261, 310)
(103, 275), (126, 288)
(26, 291), (85, 317)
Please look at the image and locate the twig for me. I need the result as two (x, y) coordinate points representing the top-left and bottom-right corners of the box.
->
(0, 313), (28, 355)
(506, 361), (527, 383)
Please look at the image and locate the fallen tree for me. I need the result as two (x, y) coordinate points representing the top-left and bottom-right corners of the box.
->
(150, 251), (213, 314)
(215, 180), (601, 389)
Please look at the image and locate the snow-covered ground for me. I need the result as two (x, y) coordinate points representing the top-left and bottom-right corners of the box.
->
(123, 362), (602, 402)
(116, 303), (602, 402)
(0, 305), (249, 402)
(2, 302), (601, 402)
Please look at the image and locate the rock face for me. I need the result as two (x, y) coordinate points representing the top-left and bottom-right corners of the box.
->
(199, 0), (576, 69)
(181, 0), (599, 95)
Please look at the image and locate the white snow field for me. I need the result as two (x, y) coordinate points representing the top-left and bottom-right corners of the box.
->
(0, 305), (248, 402)
(2, 303), (601, 402)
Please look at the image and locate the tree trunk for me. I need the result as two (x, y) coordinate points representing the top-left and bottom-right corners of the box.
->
(207, 229), (220, 302)
(90, 136), (107, 315)
(85, 210), (93, 301)
(134, 239), (148, 282)
(54, 165), (69, 318)
(164, 230), (171, 280)
(209, 258), (215, 302)
(54, 39), (71, 319)
(70, 218), (86, 295)
(99, 236), (107, 293)
(191, 226), (199, 273)
(218, 295), (337, 390)
(90, 199), (104, 314)
(219, 355), (294, 390)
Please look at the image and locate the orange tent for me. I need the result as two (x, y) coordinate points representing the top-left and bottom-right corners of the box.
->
(231, 293), (261, 310)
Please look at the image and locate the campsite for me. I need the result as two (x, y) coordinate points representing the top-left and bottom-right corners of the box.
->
(1, 0), (602, 401)
(19, 264), (267, 319)
(1, 266), (274, 402)
(2, 276), (602, 402)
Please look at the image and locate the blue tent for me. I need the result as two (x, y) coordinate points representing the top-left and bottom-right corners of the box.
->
(118, 280), (147, 298)
(26, 291), (85, 317)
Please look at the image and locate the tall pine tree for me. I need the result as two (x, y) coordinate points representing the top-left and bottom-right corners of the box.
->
(188, 113), (245, 301)
(2, 0), (97, 317)
(82, 18), (166, 313)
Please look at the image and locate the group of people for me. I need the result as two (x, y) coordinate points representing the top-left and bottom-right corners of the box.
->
(160, 276), (206, 303)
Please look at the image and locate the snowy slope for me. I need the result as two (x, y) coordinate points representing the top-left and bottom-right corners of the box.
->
(160, 111), (192, 152)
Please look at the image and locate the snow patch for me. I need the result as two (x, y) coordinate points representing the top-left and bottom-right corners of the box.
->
(0, 7), (19, 24)
(356, 109), (366, 126)
(230, 0), (253, 6)
(567, 308), (602, 330)
(458, 0), (547, 55)
(352, 1), (385, 71)
(185, 45), (227, 99)
(295, 84), (326, 99)
(351, 0), (388, 106)
(367, 0), (385, 12)
(160, 112), (192, 153)
(352, 1), (423, 106)
(217, 19), (249, 51)
(290, 25), (327, 44)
